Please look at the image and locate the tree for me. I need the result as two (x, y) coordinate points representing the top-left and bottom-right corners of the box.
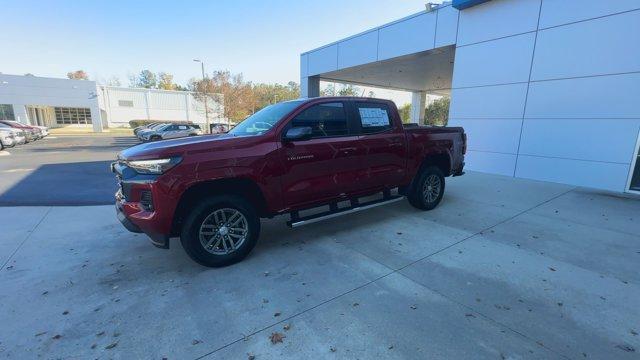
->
(190, 70), (254, 123)
(130, 70), (157, 89)
(337, 84), (360, 96)
(398, 103), (411, 123)
(67, 70), (88, 80)
(424, 97), (450, 126)
(157, 72), (177, 90)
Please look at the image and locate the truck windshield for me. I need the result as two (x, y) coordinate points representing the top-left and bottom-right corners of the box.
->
(229, 100), (304, 136)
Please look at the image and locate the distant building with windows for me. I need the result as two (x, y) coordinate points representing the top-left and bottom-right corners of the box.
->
(0, 73), (224, 132)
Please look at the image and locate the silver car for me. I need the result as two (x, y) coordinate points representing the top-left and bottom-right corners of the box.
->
(140, 123), (202, 142)
(0, 128), (17, 150)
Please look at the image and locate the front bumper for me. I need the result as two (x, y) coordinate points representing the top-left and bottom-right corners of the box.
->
(112, 161), (174, 249)
(116, 190), (171, 249)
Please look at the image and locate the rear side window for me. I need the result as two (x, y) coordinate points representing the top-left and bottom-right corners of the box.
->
(355, 102), (392, 134)
(290, 102), (348, 138)
(178, 125), (188, 130)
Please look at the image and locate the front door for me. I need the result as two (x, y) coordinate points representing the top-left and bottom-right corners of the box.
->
(278, 101), (360, 208)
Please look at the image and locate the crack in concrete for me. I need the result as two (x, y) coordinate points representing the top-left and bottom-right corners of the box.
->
(1, 207), (53, 270)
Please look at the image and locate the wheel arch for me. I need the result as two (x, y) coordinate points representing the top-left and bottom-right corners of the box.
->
(171, 177), (268, 236)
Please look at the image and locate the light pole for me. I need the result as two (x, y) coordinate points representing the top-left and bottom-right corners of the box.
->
(193, 59), (210, 133)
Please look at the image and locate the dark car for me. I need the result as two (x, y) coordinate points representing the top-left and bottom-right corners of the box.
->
(113, 97), (466, 267)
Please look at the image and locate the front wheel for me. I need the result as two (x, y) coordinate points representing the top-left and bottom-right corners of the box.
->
(180, 195), (260, 267)
(408, 166), (445, 210)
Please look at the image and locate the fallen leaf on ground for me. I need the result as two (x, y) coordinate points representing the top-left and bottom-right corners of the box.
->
(269, 332), (285, 344)
(35, 331), (47, 337)
(283, 324), (291, 331)
(105, 342), (118, 350)
(616, 344), (635, 352)
(410, 305), (417, 310)
(274, 312), (281, 317)
(330, 346), (336, 352)
(247, 353), (256, 360)
(549, 267), (556, 272)
(352, 302), (359, 307)
(52, 334), (62, 340)
(192, 339), (201, 345)
(62, 311), (69, 315)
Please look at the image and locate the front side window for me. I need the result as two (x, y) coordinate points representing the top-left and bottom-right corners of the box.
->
(0, 104), (15, 121)
(356, 102), (392, 134)
(289, 102), (348, 138)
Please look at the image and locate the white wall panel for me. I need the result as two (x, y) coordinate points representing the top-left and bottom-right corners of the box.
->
(435, 5), (459, 48)
(515, 155), (631, 192)
(450, 118), (522, 154)
(307, 44), (338, 76)
(525, 73), (640, 119)
(457, 0), (541, 46)
(539, 0), (640, 29)
(449, 83), (527, 118)
(464, 150), (517, 176)
(378, 13), (436, 61)
(452, 33), (536, 88)
(532, 10), (640, 81)
(520, 118), (640, 164)
(337, 30), (378, 69)
(300, 54), (308, 78)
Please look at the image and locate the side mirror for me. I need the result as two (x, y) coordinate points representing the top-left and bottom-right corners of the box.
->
(283, 126), (313, 142)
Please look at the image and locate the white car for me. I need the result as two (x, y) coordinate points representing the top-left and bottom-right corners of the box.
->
(140, 124), (202, 142)
(0, 128), (17, 150)
(33, 125), (49, 137)
(0, 124), (25, 145)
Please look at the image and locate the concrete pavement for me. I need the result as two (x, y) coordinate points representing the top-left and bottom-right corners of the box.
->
(0, 172), (639, 359)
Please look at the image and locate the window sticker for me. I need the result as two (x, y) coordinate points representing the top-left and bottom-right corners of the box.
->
(359, 107), (390, 127)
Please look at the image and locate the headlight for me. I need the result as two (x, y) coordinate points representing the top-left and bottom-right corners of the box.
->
(127, 157), (182, 174)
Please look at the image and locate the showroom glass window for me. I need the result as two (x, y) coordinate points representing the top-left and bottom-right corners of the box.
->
(290, 102), (348, 138)
(355, 102), (392, 134)
(54, 107), (92, 124)
(0, 104), (15, 120)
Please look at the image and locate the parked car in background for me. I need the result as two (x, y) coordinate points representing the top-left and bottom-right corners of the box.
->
(0, 123), (26, 145)
(210, 123), (229, 134)
(0, 120), (38, 142)
(133, 122), (162, 136)
(33, 125), (49, 137)
(113, 97), (466, 267)
(139, 123), (202, 142)
(136, 123), (168, 140)
(0, 128), (17, 150)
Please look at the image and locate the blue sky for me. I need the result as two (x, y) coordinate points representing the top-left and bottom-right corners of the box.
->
(1, 0), (435, 87)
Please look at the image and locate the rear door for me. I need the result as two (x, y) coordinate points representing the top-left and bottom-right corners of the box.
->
(351, 101), (407, 190)
(278, 101), (360, 208)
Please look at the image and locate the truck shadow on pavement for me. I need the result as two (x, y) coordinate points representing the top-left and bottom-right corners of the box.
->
(0, 161), (117, 206)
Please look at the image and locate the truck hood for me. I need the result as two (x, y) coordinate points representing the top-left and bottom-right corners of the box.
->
(119, 133), (236, 160)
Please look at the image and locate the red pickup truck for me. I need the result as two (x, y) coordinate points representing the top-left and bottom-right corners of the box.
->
(113, 97), (466, 267)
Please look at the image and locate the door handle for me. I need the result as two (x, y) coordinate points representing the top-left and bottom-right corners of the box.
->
(338, 147), (357, 154)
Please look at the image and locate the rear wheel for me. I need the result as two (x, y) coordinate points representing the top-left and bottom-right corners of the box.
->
(408, 166), (445, 210)
(180, 195), (260, 267)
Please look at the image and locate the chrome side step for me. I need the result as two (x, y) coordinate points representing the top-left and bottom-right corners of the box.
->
(287, 195), (404, 228)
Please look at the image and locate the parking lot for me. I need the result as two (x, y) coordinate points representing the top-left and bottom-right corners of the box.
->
(0, 136), (639, 359)
(0, 136), (138, 205)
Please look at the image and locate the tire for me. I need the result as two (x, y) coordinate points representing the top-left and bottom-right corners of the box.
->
(180, 195), (260, 267)
(150, 135), (162, 141)
(407, 166), (445, 211)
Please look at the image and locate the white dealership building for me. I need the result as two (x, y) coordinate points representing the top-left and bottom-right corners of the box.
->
(300, 0), (640, 193)
(0, 73), (224, 132)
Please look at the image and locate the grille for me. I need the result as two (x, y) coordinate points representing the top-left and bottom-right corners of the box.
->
(140, 190), (154, 211)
